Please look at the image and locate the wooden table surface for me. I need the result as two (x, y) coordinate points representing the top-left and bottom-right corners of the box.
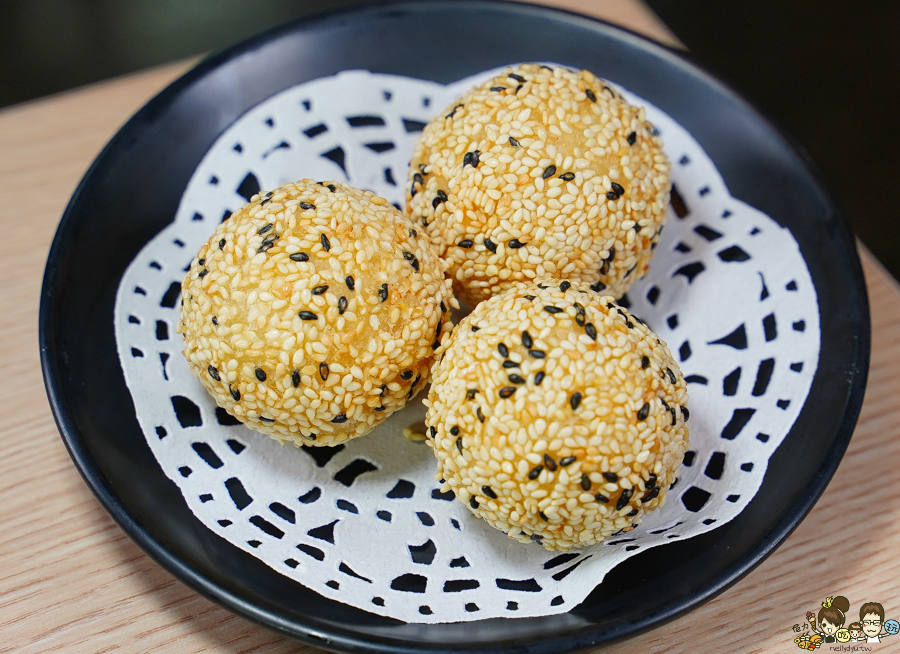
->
(2, 1), (898, 652)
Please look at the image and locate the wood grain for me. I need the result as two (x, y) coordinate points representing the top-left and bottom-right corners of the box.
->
(1, 2), (897, 653)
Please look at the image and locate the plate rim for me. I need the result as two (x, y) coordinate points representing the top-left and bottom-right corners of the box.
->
(39, 1), (870, 651)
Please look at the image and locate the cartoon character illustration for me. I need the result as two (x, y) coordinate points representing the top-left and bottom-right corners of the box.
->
(848, 622), (864, 642)
(811, 596), (850, 644)
(859, 602), (896, 643)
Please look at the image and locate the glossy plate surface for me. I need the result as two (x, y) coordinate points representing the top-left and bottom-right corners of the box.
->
(40, 2), (869, 651)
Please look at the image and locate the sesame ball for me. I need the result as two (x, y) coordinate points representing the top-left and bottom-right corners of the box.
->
(178, 180), (455, 446)
(407, 64), (671, 306)
(424, 280), (688, 550)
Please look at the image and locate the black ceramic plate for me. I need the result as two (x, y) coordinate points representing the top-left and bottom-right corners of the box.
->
(40, 1), (869, 651)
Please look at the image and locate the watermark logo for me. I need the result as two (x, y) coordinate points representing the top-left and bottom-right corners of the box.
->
(790, 597), (897, 649)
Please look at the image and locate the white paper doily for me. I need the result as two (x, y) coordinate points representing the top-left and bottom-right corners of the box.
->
(114, 68), (820, 623)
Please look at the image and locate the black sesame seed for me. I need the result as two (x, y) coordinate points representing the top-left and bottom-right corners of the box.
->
(508, 374), (526, 384)
(544, 454), (558, 472)
(403, 251), (415, 262)
(585, 88), (597, 102)
(198, 269), (208, 278)
(509, 136), (520, 147)
(207, 365), (220, 381)
(508, 239), (525, 249)
(463, 150), (481, 168)
(606, 191), (620, 201)
(661, 399), (670, 410)
(490, 85), (506, 92)
(581, 474), (592, 491)
(312, 285), (328, 295)
(380, 384), (388, 397)
(515, 83), (524, 94)
(290, 252), (309, 262)
(521, 331), (533, 348)
(458, 239), (474, 248)
(603, 85), (616, 97)
(641, 486), (660, 503)
(338, 296), (348, 314)
(542, 165), (557, 179)
(432, 196), (443, 209)
(575, 309), (586, 327)
(298, 311), (317, 320)
(436, 189), (448, 202)
(469, 497), (479, 509)
(611, 182), (625, 195)
(534, 371), (545, 386)
(429, 426), (437, 438)
(320, 233), (331, 251)
(502, 360), (519, 368)
(625, 320), (635, 329)
(229, 385), (240, 401)
(483, 238), (497, 253)
(666, 368), (677, 384)
(528, 465), (543, 480)
(476, 406), (485, 423)
(332, 413), (347, 423)
(498, 387), (516, 399)
(319, 363), (329, 381)
(378, 283), (388, 302)
(646, 473), (658, 489)
(603, 472), (619, 483)
(400, 370), (413, 380)
(637, 403), (650, 421)
(559, 281), (571, 292)
(595, 494), (609, 503)
(538, 511), (549, 521)
(466, 389), (479, 400)
(627, 131), (637, 145)
(523, 295), (536, 301)
(211, 316), (218, 325)
(218, 238), (226, 249)
(682, 406), (690, 421)
(641, 356), (650, 369)
(670, 407), (677, 425)
(628, 509), (639, 517)
(559, 456), (576, 467)
(257, 238), (277, 253)
(446, 103), (463, 119)
(471, 325), (480, 332)
(585, 323), (597, 340)
(432, 339), (440, 350)
(508, 73), (526, 82)
(259, 417), (274, 423)
(255, 367), (266, 382)
(344, 275), (355, 291)
(570, 393), (582, 410)
(299, 201), (316, 210)
(292, 370), (300, 388)
(258, 223), (273, 235)
(590, 281), (607, 293)
(410, 182), (417, 198)
(450, 425), (460, 436)
(482, 485), (497, 499)
(543, 306), (563, 314)
(374, 405), (385, 412)
(616, 488), (634, 511)
(559, 172), (575, 181)
(497, 343), (509, 357)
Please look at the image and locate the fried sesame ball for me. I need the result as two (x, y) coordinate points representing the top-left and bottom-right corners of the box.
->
(407, 63), (671, 306)
(178, 180), (456, 446)
(424, 280), (688, 550)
